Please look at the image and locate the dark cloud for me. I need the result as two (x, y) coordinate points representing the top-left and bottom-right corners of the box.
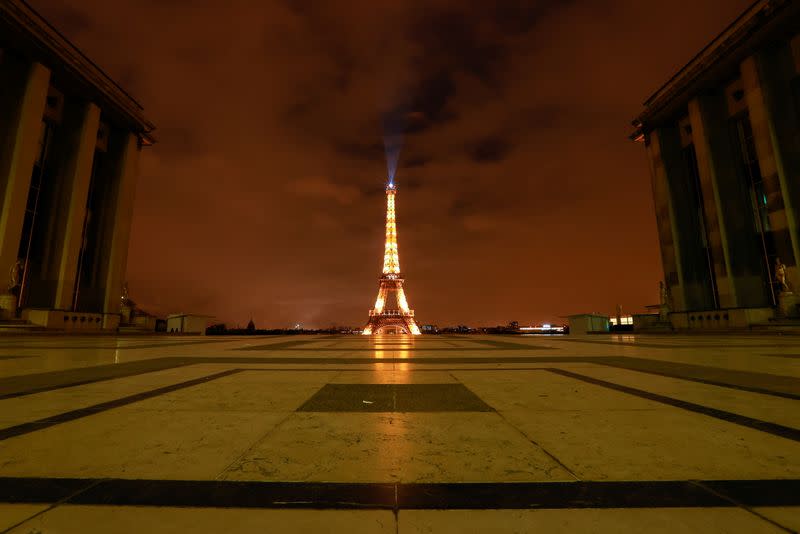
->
(408, 71), (459, 129)
(467, 134), (513, 163)
(402, 154), (432, 169)
(380, 71), (458, 137)
(448, 190), (496, 217)
(358, 182), (388, 198)
(333, 141), (384, 162)
(490, 0), (576, 35)
(409, 10), (506, 85)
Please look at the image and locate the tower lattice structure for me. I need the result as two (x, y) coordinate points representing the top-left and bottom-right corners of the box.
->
(363, 183), (421, 335)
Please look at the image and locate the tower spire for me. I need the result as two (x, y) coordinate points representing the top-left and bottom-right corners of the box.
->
(382, 182), (400, 275)
(363, 182), (421, 335)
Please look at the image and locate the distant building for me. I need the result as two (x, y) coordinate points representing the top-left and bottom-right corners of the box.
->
(565, 314), (610, 335)
(0, 1), (155, 330)
(166, 314), (213, 335)
(631, 0), (800, 328)
(420, 324), (438, 334)
(609, 315), (634, 333)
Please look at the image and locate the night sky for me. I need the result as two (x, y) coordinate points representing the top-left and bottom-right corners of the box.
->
(32, 0), (752, 328)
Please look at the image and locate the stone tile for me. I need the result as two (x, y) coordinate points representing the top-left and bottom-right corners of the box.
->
(0, 504), (48, 531)
(222, 412), (573, 483)
(557, 365), (800, 428)
(127, 371), (331, 412)
(0, 409), (287, 479)
(298, 384), (492, 412)
(398, 508), (784, 533)
(503, 408), (800, 480)
(753, 507), (800, 532)
(299, 384), (395, 412)
(8, 506), (394, 533)
(329, 371), (457, 384)
(454, 370), (664, 411)
(0, 364), (237, 427)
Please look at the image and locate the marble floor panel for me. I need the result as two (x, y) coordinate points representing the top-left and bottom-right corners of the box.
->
(456, 369), (800, 479)
(398, 508), (786, 533)
(753, 507), (800, 532)
(558, 364), (800, 428)
(328, 370), (458, 384)
(5, 505), (394, 534)
(0, 504), (49, 532)
(0, 408), (288, 479)
(221, 412), (575, 483)
(298, 383), (493, 412)
(502, 407), (800, 480)
(124, 369), (336, 412)
(453, 369), (665, 411)
(0, 364), (239, 426)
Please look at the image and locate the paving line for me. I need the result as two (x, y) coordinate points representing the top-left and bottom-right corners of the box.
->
(0, 369), (243, 441)
(546, 368), (800, 442)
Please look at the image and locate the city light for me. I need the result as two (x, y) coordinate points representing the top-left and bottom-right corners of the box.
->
(520, 325), (566, 333)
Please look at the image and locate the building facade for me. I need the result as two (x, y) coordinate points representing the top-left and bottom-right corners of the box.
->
(632, 0), (800, 329)
(0, 0), (154, 330)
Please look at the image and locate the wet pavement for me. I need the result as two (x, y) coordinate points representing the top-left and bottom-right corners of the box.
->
(0, 333), (798, 532)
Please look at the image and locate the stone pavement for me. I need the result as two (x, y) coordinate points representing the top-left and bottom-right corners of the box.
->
(0, 334), (798, 532)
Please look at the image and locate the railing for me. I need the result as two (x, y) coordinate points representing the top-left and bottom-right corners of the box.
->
(369, 310), (414, 317)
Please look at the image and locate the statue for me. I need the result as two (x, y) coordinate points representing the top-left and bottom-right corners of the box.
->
(659, 281), (672, 321)
(119, 282), (135, 324)
(775, 258), (790, 293)
(8, 259), (23, 294)
(120, 282), (136, 308)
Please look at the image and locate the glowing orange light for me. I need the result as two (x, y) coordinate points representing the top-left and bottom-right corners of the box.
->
(363, 184), (421, 335)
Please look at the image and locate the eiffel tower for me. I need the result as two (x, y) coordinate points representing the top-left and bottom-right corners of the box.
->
(363, 182), (421, 335)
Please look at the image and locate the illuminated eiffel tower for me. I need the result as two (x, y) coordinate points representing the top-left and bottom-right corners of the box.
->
(363, 182), (421, 335)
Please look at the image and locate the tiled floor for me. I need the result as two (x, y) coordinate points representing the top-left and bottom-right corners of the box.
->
(0, 333), (798, 532)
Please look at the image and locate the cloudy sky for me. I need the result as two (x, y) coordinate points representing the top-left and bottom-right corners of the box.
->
(32, 0), (752, 328)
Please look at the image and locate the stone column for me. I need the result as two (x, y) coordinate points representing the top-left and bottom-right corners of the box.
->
(52, 103), (101, 310)
(688, 96), (732, 307)
(645, 130), (685, 311)
(689, 94), (765, 308)
(102, 133), (140, 328)
(0, 61), (50, 317)
(741, 48), (800, 291)
(650, 126), (718, 311)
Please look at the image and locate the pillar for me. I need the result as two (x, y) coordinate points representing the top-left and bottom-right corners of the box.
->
(52, 103), (101, 309)
(102, 133), (140, 322)
(645, 130), (685, 311)
(0, 61), (50, 298)
(650, 125), (718, 311)
(741, 48), (800, 291)
(689, 94), (766, 308)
